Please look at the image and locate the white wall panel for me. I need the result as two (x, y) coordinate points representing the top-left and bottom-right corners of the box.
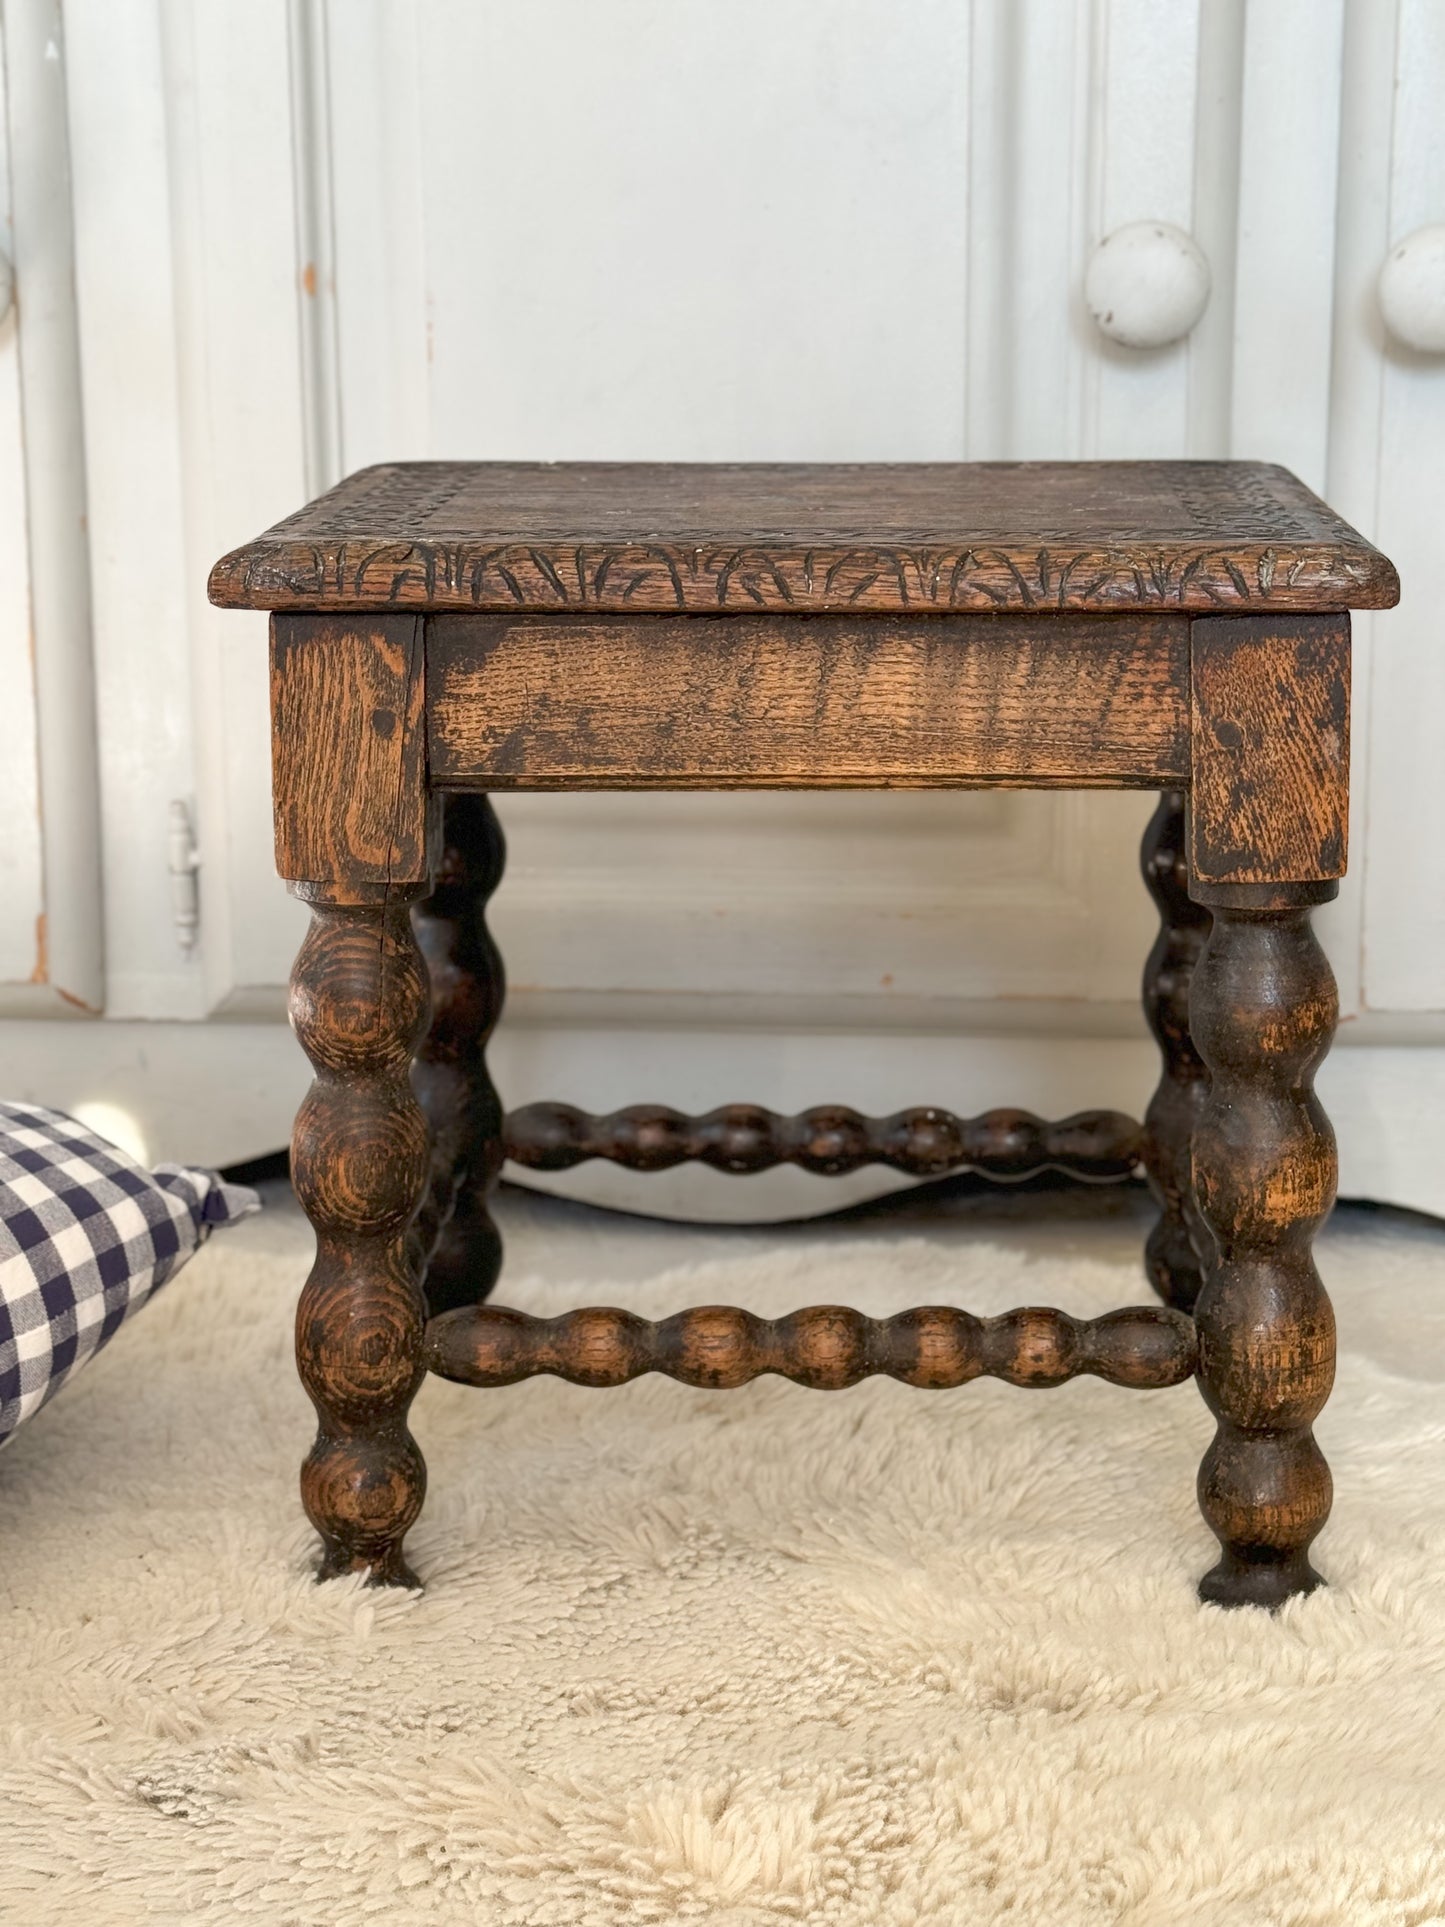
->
(5, 0), (1443, 1210)
(0, 15), (44, 987)
(0, 0), (101, 1010)
(1084, 0), (1201, 457)
(1358, 0), (1445, 1012)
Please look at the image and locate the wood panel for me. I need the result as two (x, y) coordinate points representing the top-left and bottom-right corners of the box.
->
(208, 459), (1399, 616)
(270, 614), (429, 885)
(425, 1300), (1199, 1393)
(427, 613), (1191, 790)
(1189, 614), (1350, 887)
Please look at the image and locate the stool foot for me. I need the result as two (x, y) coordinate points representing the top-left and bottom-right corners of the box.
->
(1188, 891), (1337, 1610)
(411, 795), (507, 1318)
(1140, 793), (1212, 1312)
(290, 888), (432, 1586)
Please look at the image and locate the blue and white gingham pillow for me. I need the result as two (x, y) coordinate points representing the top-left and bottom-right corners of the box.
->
(0, 1102), (260, 1448)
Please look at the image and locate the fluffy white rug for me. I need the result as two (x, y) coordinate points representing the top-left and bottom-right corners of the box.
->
(3, 1210), (1445, 1926)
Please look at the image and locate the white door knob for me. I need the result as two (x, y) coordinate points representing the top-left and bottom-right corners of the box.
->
(1378, 224), (1445, 353)
(1085, 222), (1211, 349)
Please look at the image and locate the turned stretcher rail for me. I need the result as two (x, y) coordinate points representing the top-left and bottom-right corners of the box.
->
(424, 1302), (1197, 1391)
(502, 1102), (1144, 1180)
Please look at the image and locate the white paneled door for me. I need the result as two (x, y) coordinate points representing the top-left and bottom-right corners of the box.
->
(0, 0), (102, 1017)
(1, 0), (1442, 1213)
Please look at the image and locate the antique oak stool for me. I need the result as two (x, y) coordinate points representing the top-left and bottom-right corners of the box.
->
(210, 460), (1398, 1610)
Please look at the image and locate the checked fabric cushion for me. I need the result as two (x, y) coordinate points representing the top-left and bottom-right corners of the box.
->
(0, 1102), (259, 1449)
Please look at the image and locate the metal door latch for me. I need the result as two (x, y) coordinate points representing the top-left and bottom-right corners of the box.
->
(168, 800), (201, 951)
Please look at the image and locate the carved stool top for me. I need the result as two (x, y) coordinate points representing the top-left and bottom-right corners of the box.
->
(209, 460), (1398, 619)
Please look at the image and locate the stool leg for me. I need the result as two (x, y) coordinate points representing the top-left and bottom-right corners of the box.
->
(290, 887), (432, 1586)
(1140, 792), (1212, 1311)
(1189, 894), (1337, 1609)
(410, 794), (507, 1318)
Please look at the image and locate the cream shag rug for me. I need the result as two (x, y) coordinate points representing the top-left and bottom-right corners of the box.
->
(3, 1209), (1445, 1926)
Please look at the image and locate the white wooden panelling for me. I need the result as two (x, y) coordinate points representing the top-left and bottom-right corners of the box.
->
(1232, 0), (1363, 1016)
(1231, 0), (1346, 493)
(64, 0), (197, 1017)
(1184, 0), (1244, 456)
(0, 12), (44, 987)
(0, 0), (102, 1010)
(1358, 0), (1445, 1011)
(1084, 0), (1201, 457)
(67, 0), (312, 1016)
(8, 0), (1444, 1215)
(157, 0), (311, 1010)
(315, 0), (1159, 1046)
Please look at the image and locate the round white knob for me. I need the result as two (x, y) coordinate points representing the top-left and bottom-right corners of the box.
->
(1378, 224), (1445, 353)
(0, 249), (12, 323)
(1085, 222), (1211, 349)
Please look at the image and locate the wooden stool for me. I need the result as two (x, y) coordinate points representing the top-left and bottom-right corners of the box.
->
(211, 461), (1398, 1610)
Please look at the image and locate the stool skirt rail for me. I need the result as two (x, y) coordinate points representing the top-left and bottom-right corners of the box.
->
(209, 458), (1398, 1611)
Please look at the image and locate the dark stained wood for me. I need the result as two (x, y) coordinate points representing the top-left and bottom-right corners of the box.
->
(1140, 793), (1213, 1312)
(1189, 893), (1338, 1609)
(1190, 614), (1350, 887)
(219, 459), (1397, 1604)
(210, 460), (1399, 615)
(425, 1300), (1198, 1392)
(270, 614), (430, 886)
(505, 1100), (1142, 1181)
(428, 613), (1191, 789)
(289, 882), (433, 1587)
(410, 796), (507, 1319)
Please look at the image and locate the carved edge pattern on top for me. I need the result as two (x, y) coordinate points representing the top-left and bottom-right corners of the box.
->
(214, 538), (1391, 614)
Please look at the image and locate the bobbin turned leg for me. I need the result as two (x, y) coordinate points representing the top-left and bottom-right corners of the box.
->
(1185, 611), (1350, 1608)
(1140, 792), (1212, 1311)
(1188, 885), (1337, 1608)
(290, 886), (432, 1584)
(410, 795), (507, 1318)
(270, 611), (435, 1585)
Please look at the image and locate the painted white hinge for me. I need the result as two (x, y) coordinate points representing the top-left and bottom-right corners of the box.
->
(167, 800), (201, 952)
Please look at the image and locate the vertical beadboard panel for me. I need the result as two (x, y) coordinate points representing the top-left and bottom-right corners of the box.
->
(1326, 0), (1396, 1029)
(1083, 0), (1201, 457)
(323, 0), (429, 475)
(1231, 0), (1346, 490)
(1185, 0), (1245, 456)
(967, 0), (1091, 457)
(157, 0), (311, 1008)
(1356, 0), (1445, 1010)
(0, 10), (47, 985)
(1232, 0), (1360, 1015)
(64, 0), (198, 1016)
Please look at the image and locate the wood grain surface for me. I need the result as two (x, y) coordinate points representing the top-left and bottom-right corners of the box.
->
(211, 461), (1399, 615)
(271, 614), (430, 886)
(1140, 794), (1213, 1313)
(410, 796), (507, 1320)
(290, 887), (433, 1587)
(425, 1300), (1198, 1393)
(428, 613), (1191, 788)
(1189, 614), (1350, 886)
(1189, 896), (1338, 1609)
(504, 1100), (1142, 1180)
